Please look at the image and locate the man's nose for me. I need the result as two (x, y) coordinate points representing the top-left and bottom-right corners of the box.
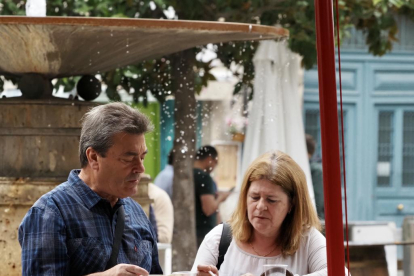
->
(133, 159), (145, 174)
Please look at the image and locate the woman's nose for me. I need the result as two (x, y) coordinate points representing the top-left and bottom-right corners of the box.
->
(256, 198), (267, 211)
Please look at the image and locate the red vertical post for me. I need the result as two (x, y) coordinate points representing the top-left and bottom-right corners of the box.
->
(313, 0), (346, 275)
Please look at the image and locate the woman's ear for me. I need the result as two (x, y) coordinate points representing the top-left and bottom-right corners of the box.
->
(85, 147), (99, 170)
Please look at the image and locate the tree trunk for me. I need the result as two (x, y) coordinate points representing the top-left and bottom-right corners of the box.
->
(171, 49), (197, 271)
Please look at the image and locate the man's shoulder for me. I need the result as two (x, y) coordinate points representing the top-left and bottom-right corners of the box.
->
(154, 166), (174, 185)
(32, 181), (72, 210)
(193, 168), (211, 178)
(193, 169), (215, 197)
(154, 170), (172, 182)
(193, 169), (214, 186)
(149, 183), (170, 201)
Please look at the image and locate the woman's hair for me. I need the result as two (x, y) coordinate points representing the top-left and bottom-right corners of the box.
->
(230, 150), (321, 256)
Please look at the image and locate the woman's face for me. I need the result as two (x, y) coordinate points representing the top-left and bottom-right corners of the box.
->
(246, 179), (292, 238)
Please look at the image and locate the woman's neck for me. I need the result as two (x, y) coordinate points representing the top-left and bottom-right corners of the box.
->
(252, 227), (280, 242)
(251, 232), (278, 248)
(238, 231), (281, 257)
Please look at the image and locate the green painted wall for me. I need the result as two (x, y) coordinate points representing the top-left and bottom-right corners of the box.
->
(132, 102), (161, 181)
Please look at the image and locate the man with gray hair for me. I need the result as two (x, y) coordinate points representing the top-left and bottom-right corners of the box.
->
(19, 102), (163, 276)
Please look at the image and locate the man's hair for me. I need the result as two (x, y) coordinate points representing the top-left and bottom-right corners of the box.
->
(79, 102), (153, 168)
(306, 134), (316, 156)
(167, 149), (174, 165)
(230, 150), (321, 256)
(196, 145), (218, 161)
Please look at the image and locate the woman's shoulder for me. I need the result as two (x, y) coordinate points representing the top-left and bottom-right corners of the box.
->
(300, 227), (326, 248)
(201, 224), (225, 249)
(208, 223), (224, 236)
(310, 227), (325, 238)
(302, 226), (323, 236)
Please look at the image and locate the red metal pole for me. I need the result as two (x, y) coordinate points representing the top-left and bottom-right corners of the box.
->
(313, 0), (346, 275)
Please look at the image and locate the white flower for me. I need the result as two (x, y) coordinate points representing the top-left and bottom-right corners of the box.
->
(226, 115), (248, 134)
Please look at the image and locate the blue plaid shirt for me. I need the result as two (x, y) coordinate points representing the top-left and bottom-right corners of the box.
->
(18, 170), (163, 276)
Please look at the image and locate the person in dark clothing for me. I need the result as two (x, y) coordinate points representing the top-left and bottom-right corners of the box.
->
(154, 149), (174, 198)
(194, 145), (231, 246)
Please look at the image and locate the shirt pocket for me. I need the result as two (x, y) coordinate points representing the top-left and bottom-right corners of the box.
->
(67, 237), (105, 276)
(127, 239), (152, 270)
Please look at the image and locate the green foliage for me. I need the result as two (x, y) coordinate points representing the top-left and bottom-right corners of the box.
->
(114, 59), (174, 104)
(340, 0), (407, 56)
(0, 0), (26, 15)
(54, 77), (79, 92)
(0, 0), (164, 18)
(194, 59), (216, 96)
(1, 0), (413, 101)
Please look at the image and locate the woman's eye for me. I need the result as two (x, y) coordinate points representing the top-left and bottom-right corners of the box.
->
(250, 196), (260, 201)
(268, 199), (276, 203)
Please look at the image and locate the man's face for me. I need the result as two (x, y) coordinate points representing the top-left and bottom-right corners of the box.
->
(206, 156), (218, 173)
(95, 132), (147, 199)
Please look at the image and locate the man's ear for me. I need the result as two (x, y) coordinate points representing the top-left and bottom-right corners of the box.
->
(85, 147), (100, 170)
(207, 156), (215, 164)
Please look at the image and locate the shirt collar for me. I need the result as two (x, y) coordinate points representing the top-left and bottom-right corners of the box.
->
(68, 169), (126, 209)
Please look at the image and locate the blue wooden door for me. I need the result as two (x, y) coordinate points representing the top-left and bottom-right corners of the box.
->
(365, 60), (414, 227)
(303, 16), (414, 227)
(373, 107), (414, 226)
(304, 51), (414, 226)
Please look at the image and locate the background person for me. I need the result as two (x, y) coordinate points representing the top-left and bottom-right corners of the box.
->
(194, 145), (231, 247)
(306, 134), (324, 219)
(148, 183), (174, 243)
(192, 150), (339, 276)
(18, 102), (163, 276)
(154, 149), (174, 199)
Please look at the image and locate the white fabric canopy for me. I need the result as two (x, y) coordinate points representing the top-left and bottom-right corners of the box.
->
(220, 40), (314, 221)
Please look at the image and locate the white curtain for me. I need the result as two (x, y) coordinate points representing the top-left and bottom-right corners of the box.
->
(220, 40), (314, 222)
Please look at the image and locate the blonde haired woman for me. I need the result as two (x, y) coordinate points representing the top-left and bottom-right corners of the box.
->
(192, 150), (333, 276)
